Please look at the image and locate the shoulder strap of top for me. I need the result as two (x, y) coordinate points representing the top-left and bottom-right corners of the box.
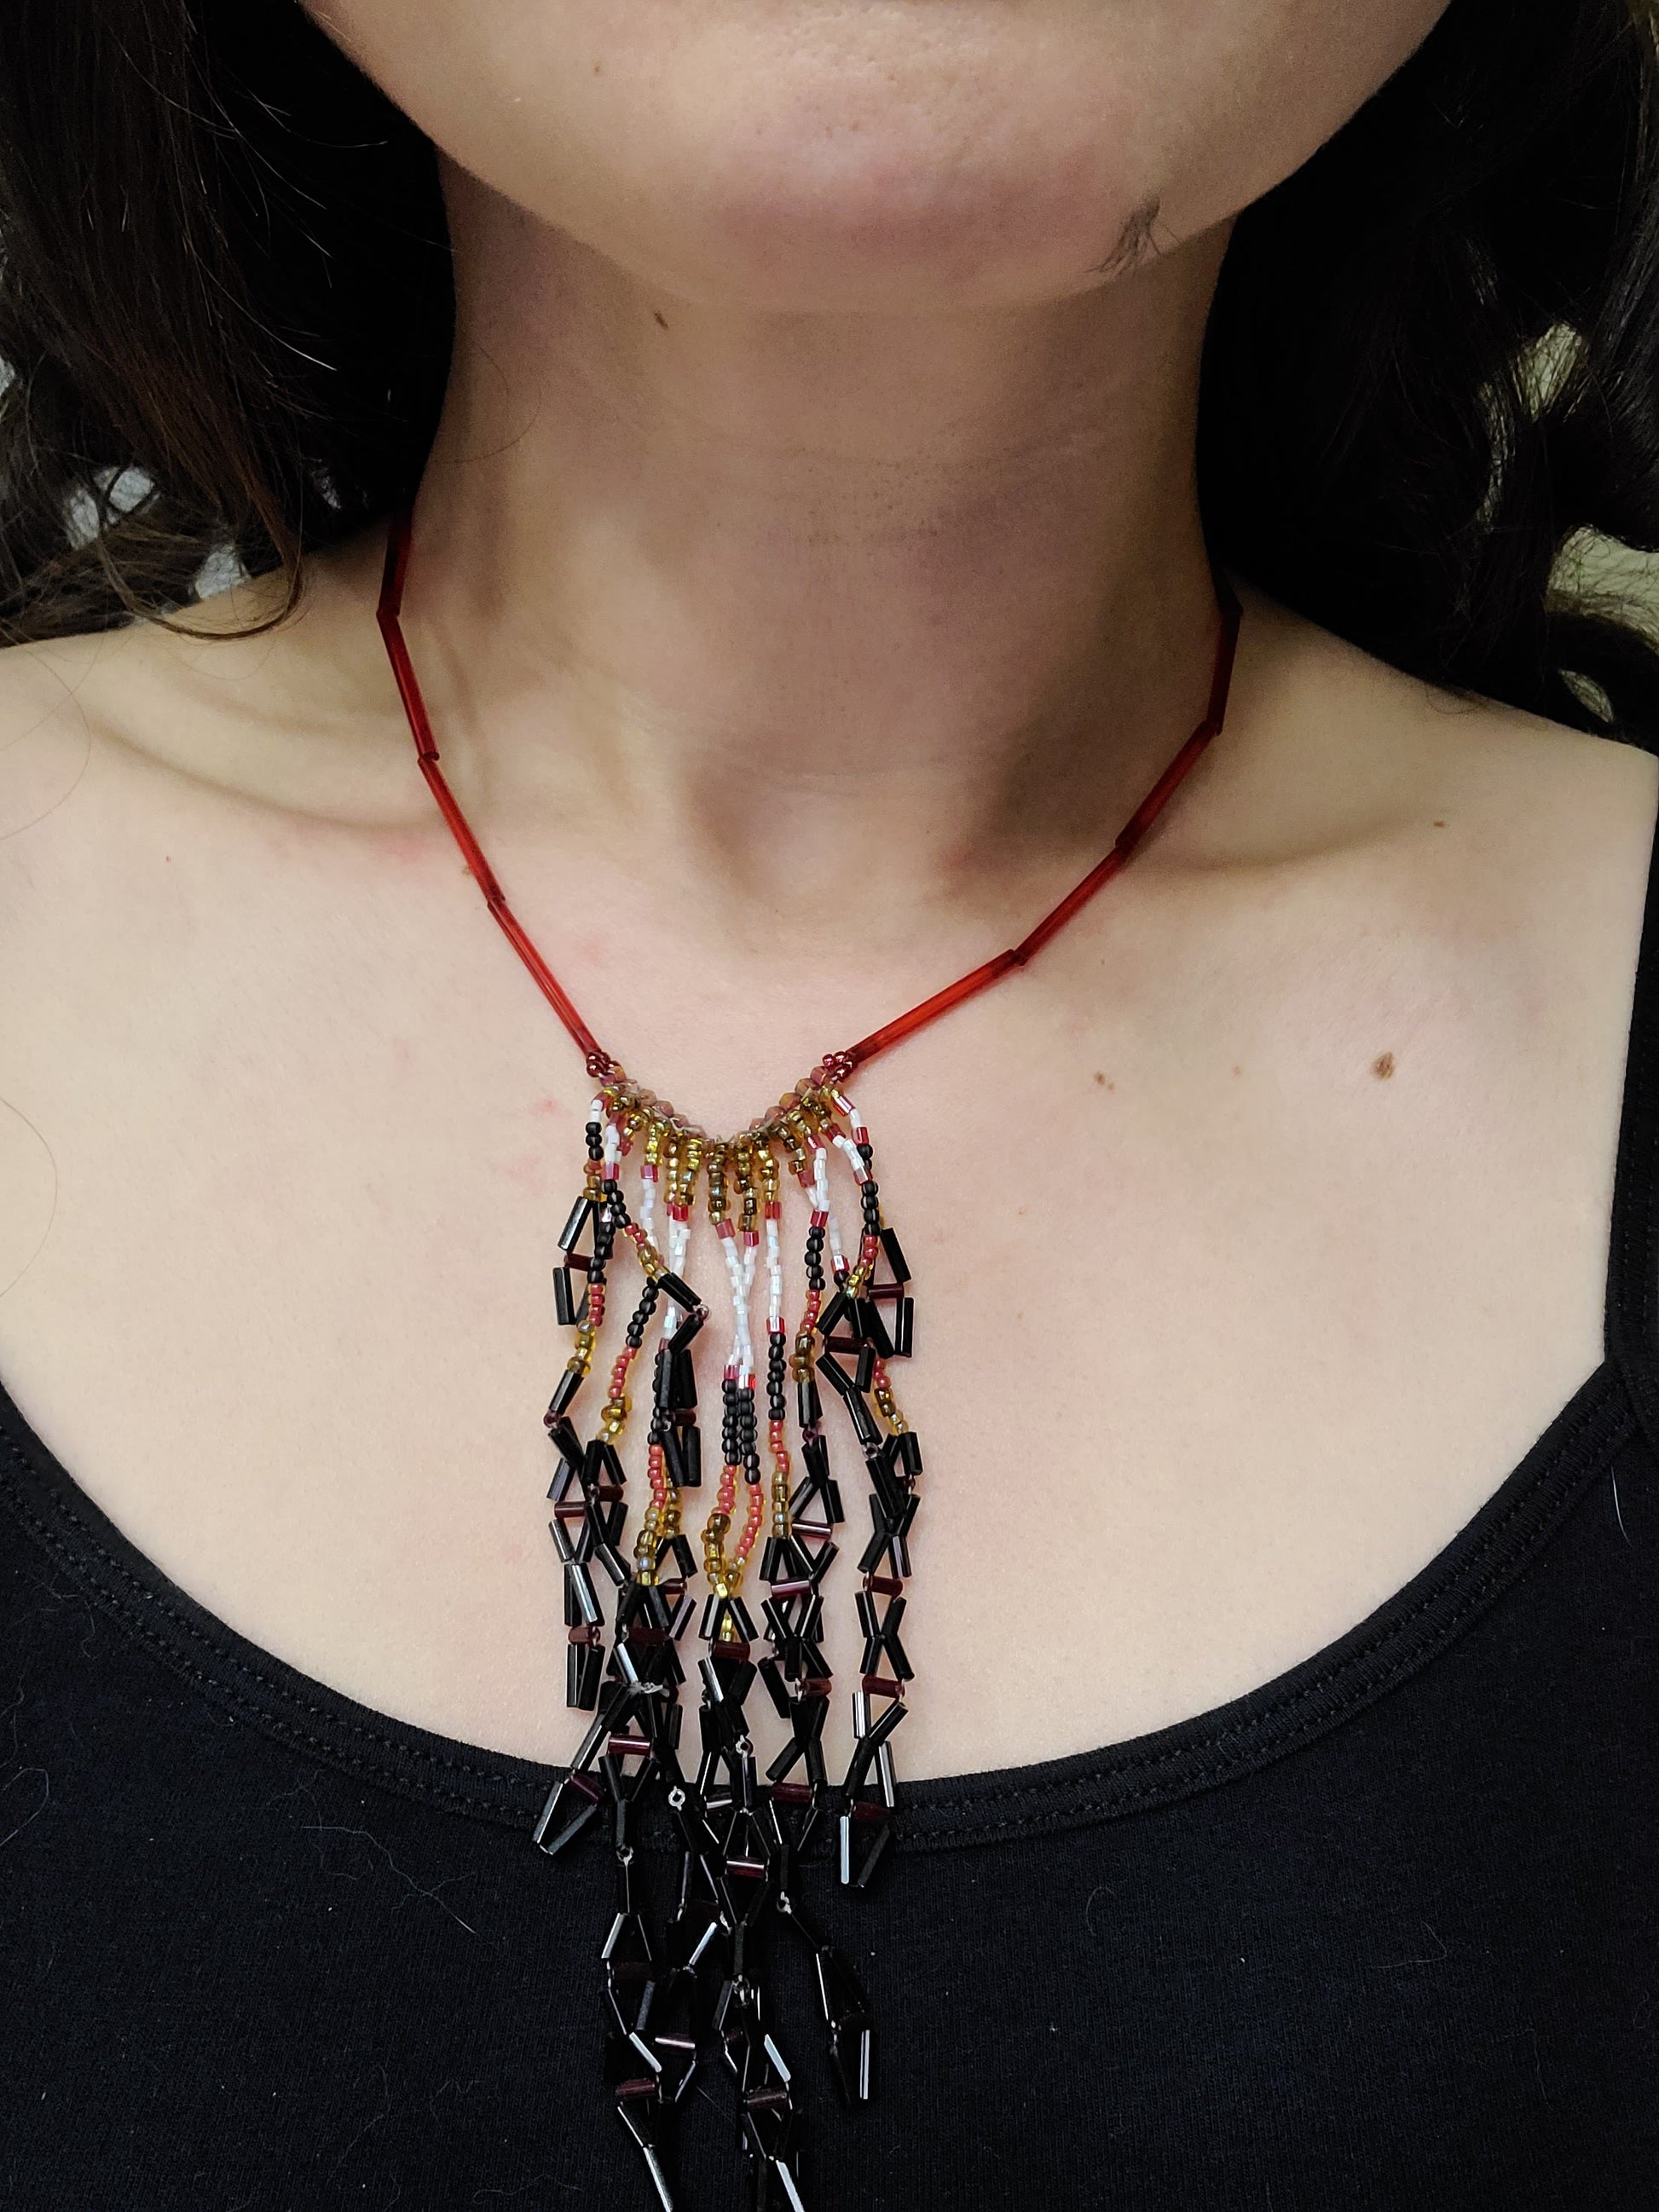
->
(1604, 758), (1659, 1441)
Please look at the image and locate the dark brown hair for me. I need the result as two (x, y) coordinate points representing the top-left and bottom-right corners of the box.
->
(2, 0), (1658, 737)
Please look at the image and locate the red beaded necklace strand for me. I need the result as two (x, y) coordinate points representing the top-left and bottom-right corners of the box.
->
(376, 510), (1242, 2212)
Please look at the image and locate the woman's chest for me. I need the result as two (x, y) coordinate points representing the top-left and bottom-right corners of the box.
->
(0, 813), (1633, 1781)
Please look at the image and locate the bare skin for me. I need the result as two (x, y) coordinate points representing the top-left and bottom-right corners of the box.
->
(0, 0), (1653, 1782)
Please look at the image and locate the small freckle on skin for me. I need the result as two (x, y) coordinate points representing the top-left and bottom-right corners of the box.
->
(1373, 1051), (1396, 1079)
(1433, 818), (1446, 828)
(1231, 1065), (1242, 1077)
(654, 310), (668, 329)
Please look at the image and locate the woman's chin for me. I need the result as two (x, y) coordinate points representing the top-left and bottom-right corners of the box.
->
(518, 120), (1166, 317)
(697, 144), (1157, 313)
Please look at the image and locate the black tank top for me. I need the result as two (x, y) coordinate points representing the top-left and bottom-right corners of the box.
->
(4, 817), (1659, 2211)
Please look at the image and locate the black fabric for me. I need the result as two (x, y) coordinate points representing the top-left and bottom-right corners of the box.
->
(5, 826), (1659, 2210)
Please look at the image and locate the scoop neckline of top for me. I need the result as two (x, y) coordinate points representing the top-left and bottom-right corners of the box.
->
(0, 1352), (1636, 1854)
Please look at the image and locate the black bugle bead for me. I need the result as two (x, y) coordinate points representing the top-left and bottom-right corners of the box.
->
(853, 1343), (876, 1394)
(587, 1436), (627, 1489)
(664, 1422), (702, 1490)
(890, 1297), (915, 1359)
(895, 1429), (923, 1479)
(546, 1413), (585, 1469)
(817, 1289), (850, 1343)
(547, 1366), (584, 1420)
(853, 1299), (893, 1360)
(797, 1374), (822, 1429)
(656, 1271), (701, 1314)
(757, 1655), (793, 1719)
(668, 1304), (706, 1354)
(878, 1227), (910, 1284)
(818, 1352), (856, 1404)
(558, 1195), (594, 1255)
(663, 1420), (690, 1489)
(799, 1434), (832, 1489)
(567, 1639), (603, 1710)
(846, 1395), (882, 1452)
(592, 1538), (631, 1588)
(821, 1369), (881, 1449)
(867, 1438), (905, 1518)
(564, 1557), (603, 1627)
(671, 1349), (698, 1411)
(552, 1264), (587, 1329)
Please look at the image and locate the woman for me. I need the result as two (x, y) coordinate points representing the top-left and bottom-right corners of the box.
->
(0, 0), (1655, 2203)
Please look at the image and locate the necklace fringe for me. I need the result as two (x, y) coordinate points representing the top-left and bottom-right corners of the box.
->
(531, 1067), (911, 2208)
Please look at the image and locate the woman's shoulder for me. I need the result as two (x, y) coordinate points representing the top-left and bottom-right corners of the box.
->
(1212, 587), (1659, 948)
(0, 534), (412, 846)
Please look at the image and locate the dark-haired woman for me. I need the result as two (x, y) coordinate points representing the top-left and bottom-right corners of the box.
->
(1, 2), (1656, 2205)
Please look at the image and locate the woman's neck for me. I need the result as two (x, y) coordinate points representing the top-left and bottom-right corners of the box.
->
(395, 167), (1230, 927)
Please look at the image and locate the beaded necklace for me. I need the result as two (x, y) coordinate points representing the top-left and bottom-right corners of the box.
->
(376, 511), (1242, 2210)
